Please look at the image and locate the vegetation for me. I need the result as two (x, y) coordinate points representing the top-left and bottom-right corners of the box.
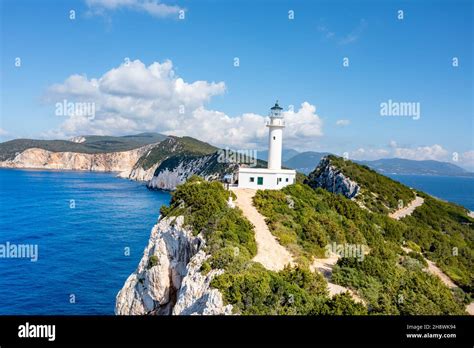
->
(401, 193), (474, 293)
(137, 136), (218, 170)
(160, 159), (472, 314)
(254, 181), (471, 313)
(309, 155), (415, 214)
(0, 133), (165, 160)
(160, 176), (365, 314)
(253, 185), (367, 263)
(147, 255), (159, 269)
(211, 264), (366, 315)
(154, 153), (236, 179)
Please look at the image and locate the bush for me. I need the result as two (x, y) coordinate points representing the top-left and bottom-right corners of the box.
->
(147, 255), (159, 269)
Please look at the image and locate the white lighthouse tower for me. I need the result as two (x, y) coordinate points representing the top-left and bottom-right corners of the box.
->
(267, 101), (284, 170)
(237, 101), (296, 190)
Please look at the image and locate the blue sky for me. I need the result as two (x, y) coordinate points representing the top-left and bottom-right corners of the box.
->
(1, 0), (473, 168)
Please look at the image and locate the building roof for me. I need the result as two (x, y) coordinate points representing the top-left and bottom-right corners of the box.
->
(270, 101), (283, 110)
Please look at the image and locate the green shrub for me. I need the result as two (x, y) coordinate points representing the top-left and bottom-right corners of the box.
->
(200, 261), (211, 275)
(147, 255), (159, 269)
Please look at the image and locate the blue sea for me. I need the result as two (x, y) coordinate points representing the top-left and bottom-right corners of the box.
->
(0, 169), (170, 315)
(388, 174), (474, 211)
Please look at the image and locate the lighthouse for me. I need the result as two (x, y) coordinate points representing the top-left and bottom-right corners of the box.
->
(267, 101), (285, 170)
(237, 101), (296, 190)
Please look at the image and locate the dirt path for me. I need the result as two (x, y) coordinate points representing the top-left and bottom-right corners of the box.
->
(401, 246), (473, 315)
(389, 196), (424, 220)
(230, 188), (294, 271)
(425, 259), (458, 289)
(310, 254), (364, 303)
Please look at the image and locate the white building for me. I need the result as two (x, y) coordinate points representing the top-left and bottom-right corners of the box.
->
(237, 102), (296, 190)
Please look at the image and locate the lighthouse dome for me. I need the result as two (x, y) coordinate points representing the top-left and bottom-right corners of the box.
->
(270, 101), (283, 118)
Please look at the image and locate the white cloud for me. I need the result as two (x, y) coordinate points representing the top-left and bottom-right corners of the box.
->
(348, 144), (474, 172)
(339, 19), (367, 45)
(0, 128), (8, 136)
(460, 150), (474, 169)
(86, 0), (183, 18)
(44, 59), (324, 149)
(336, 119), (350, 127)
(350, 147), (390, 160)
(350, 143), (452, 162)
(317, 19), (367, 45)
(392, 144), (449, 161)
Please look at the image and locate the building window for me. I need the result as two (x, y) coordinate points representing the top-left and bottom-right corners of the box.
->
(257, 177), (264, 185)
(286, 178), (289, 182)
(250, 177), (255, 183)
(273, 136), (276, 140)
(278, 178), (282, 183)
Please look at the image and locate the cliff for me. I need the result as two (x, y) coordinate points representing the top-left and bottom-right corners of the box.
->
(147, 153), (238, 191)
(0, 143), (155, 174)
(306, 156), (360, 199)
(0, 135), (236, 188)
(0, 133), (165, 161)
(305, 155), (416, 214)
(115, 215), (232, 315)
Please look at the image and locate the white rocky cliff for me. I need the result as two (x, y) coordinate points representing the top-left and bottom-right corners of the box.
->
(0, 143), (155, 175)
(306, 156), (360, 199)
(147, 153), (237, 191)
(115, 216), (233, 315)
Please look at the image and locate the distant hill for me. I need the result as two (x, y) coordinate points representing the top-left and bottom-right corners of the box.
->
(135, 136), (219, 170)
(0, 133), (166, 161)
(257, 148), (299, 162)
(141, 136), (268, 190)
(281, 151), (473, 177)
(358, 158), (473, 177)
(283, 151), (330, 174)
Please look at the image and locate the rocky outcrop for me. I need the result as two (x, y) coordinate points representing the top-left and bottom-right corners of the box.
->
(115, 216), (232, 315)
(172, 250), (233, 315)
(306, 156), (360, 199)
(0, 143), (156, 174)
(147, 153), (238, 191)
(118, 162), (160, 181)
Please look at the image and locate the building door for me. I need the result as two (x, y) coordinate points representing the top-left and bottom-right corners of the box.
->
(257, 177), (263, 185)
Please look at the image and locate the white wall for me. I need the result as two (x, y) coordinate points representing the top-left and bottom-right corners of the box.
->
(267, 127), (283, 170)
(238, 171), (295, 190)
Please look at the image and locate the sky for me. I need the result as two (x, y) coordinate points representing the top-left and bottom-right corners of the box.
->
(1, 0), (473, 169)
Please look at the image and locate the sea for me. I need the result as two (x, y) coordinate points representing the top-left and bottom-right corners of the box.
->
(388, 174), (474, 211)
(0, 169), (170, 315)
(0, 169), (473, 315)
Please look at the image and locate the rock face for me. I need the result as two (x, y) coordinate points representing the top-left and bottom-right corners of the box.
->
(0, 143), (155, 174)
(148, 153), (238, 191)
(306, 156), (360, 199)
(115, 216), (232, 315)
(118, 162), (160, 181)
(0, 135), (240, 189)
